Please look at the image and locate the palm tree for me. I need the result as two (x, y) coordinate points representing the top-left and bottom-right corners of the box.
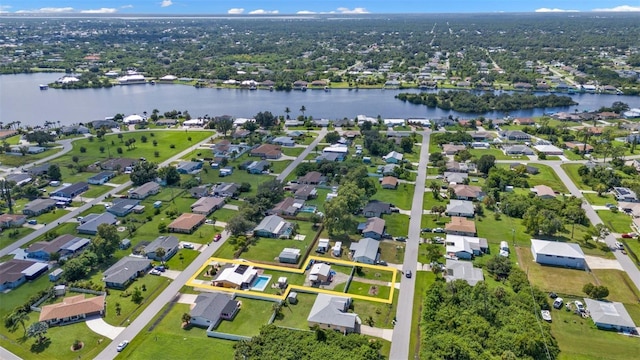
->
(429, 181), (440, 200)
(284, 107), (291, 120)
(181, 313), (191, 327)
(115, 302), (121, 316)
(299, 105), (306, 119)
(155, 247), (166, 262)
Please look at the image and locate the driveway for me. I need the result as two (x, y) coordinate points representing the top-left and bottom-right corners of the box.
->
(86, 316), (125, 340)
(585, 255), (623, 270)
(176, 293), (197, 305)
(162, 270), (181, 280)
(360, 325), (393, 341)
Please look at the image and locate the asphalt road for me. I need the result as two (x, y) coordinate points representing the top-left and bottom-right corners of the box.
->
(276, 128), (327, 182)
(389, 131), (430, 360)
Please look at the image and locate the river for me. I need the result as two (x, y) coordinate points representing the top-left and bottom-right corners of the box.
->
(2, 73), (640, 127)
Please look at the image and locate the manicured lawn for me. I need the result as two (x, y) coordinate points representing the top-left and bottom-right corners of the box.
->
(103, 274), (172, 326)
(211, 208), (237, 223)
(525, 164), (569, 193)
(379, 241), (405, 264)
(109, 174), (130, 184)
(0, 147), (63, 167)
(563, 150), (585, 160)
(304, 188), (332, 213)
(241, 222), (318, 264)
(591, 269), (640, 304)
(273, 292), (317, 329)
(269, 160), (293, 174)
(422, 191), (447, 211)
(121, 303), (236, 360)
(82, 185), (111, 198)
(351, 291), (399, 329)
(354, 267), (394, 282)
(561, 163), (589, 190)
(282, 147), (305, 157)
(409, 271), (436, 360)
(621, 238), (640, 271)
(417, 242), (444, 265)
(597, 210), (632, 233)
(384, 213), (410, 237)
(583, 193), (616, 206)
(342, 281), (391, 300)
(468, 148), (528, 161)
(371, 183), (414, 210)
(164, 248), (200, 271)
(215, 297), (274, 336)
(0, 227), (35, 249)
(35, 209), (70, 224)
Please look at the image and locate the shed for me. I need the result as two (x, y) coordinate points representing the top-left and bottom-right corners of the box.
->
(49, 268), (64, 282)
(288, 291), (298, 304)
(120, 239), (131, 249)
(153, 201), (162, 208)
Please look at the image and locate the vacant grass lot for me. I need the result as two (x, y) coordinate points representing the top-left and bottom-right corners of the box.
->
(583, 192), (615, 206)
(591, 269), (640, 305)
(281, 147), (305, 157)
(371, 182), (414, 210)
(597, 210), (632, 233)
(352, 291), (399, 329)
(0, 227), (35, 249)
(561, 163), (590, 190)
(164, 248), (201, 271)
(215, 297), (274, 336)
(379, 241), (405, 264)
(240, 221), (318, 264)
(409, 271), (436, 360)
(121, 303), (236, 360)
(0, 147), (63, 167)
(422, 191), (447, 211)
(103, 274), (171, 326)
(384, 213), (410, 237)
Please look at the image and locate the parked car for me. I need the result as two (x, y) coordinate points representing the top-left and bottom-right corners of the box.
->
(155, 265), (166, 272)
(553, 297), (564, 309)
(575, 301), (585, 312)
(548, 292), (557, 299)
(432, 236), (444, 244)
(214, 233), (222, 242)
(421, 228), (432, 233)
(117, 340), (129, 352)
(541, 310), (552, 322)
(377, 260), (388, 266)
(183, 243), (194, 249)
(621, 233), (635, 239)
(150, 269), (161, 276)
(433, 228), (445, 233)
(615, 241), (625, 250)
(395, 236), (407, 242)
(27, 219), (37, 225)
(405, 270), (412, 278)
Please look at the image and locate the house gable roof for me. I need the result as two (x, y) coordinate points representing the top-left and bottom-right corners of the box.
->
(349, 238), (379, 261)
(445, 259), (484, 285)
(102, 256), (151, 285)
(583, 298), (636, 329)
(191, 292), (238, 323)
(531, 239), (585, 259)
(39, 294), (105, 322)
(307, 294), (357, 329)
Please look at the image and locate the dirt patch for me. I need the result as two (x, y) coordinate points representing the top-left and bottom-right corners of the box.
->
(70, 341), (84, 352)
(368, 286), (379, 296)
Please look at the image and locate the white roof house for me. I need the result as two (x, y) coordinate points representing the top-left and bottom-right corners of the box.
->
(307, 294), (359, 333)
(322, 144), (349, 154)
(383, 118), (406, 126)
(233, 118), (255, 127)
(444, 259), (485, 286)
(309, 263), (331, 282)
(445, 235), (488, 260)
(214, 263), (258, 289)
(182, 118), (205, 127)
(533, 144), (564, 155)
(531, 239), (585, 269)
(123, 114), (144, 124)
(583, 298), (637, 332)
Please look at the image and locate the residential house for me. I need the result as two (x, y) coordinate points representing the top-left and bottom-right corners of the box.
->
(309, 263), (332, 283)
(0, 214), (27, 229)
(8, 146), (46, 155)
(469, 132), (493, 142)
(349, 238), (380, 264)
(380, 164), (399, 176)
(269, 197), (304, 216)
(383, 151), (404, 164)
(39, 294), (106, 326)
(272, 136), (295, 147)
(250, 144), (282, 159)
(444, 172), (468, 184)
(292, 184), (317, 200)
(583, 299), (637, 333)
(60, 125), (90, 135)
(22, 198), (57, 217)
(50, 182), (88, 200)
(0, 259), (48, 291)
(190, 185), (210, 198)
(102, 256), (152, 289)
(502, 130), (531, 142)
(88, 172), (115, 185)
(510, 163), (539, 174)
(380, 176), (398, 189)
(445, 217), (477, 236)
(156, 119), (178, 126)
(191, 197), (225, 216)
(451, 184), (484, 201)
(504, 145), (535, 156)
(531, 239), (586, 269)
(212, 183), (239, 198)
(442, 144), (467, 155)
(359, 217), (386, 240)
(107, 198), (141, 217)
(77, 213), (117, 235)
(100, 158), (136, 172)
(446, 200), (475, 218)
(316, 152), (345, 162)
(26, 234), (90, 260)
(533, 185), (557, 199)
(176, 161), (203, 174)
(513, 118), (535, 126)
(247, 160), (270, 174)
(91, 119), (119, 129)
(533, 144), (564, 155)
(445, 235), (488, 260)
(362, 201), (392, 218)
(279, 248), (301, 264)
(190, 292), (240, 329)
(5, 173), (32, 186)
(129, 181), (160, 199)
(213, 263), (258, 289)
(307, 294), (359, 334)
(254, 215), (293, 238)
(144, 235), (180, 261)
(27, 164), (51, 176)
(444, 259), (484, 286)
(168, 213), (206, 234)
(219, 167), (233, 177)
(312, 119), (330, 127)
(613, 187), (638, 202)
(297, 171), (326, 185)
(322, 144), (349, 155)
(445, 161), (475, 173)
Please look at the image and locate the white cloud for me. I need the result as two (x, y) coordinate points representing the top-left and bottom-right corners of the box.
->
(81, 8), (118, 14)
(248, 9), (279, 15)
(227, 8), (244, 14)
(592, 5), (640, 12)
(335, 7), (369, 14)
(160, 0), (173, 8)
(121, 5), (134, 9)
(535, 8), (579, 13)
(0, 5), (11, 13)
(297, 10), (316, 14)
(16, 7), (75, 13)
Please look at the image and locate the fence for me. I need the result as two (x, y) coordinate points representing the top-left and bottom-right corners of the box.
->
(206, 330), (251, 341)
(69, 287), (106, 296)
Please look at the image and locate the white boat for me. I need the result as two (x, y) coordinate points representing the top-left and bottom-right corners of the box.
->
(39, 84), (48, 90)
(541, 310), (552, 322)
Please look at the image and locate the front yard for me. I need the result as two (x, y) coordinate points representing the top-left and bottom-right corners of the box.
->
(597, 210), (632, 234)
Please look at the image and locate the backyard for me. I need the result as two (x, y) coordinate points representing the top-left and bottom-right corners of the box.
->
(214, 297), (275, 336)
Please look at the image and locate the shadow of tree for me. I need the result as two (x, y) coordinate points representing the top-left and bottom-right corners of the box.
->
(30, 337), (51, 353)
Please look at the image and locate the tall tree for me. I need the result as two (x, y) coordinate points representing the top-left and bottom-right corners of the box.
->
(130, 161), (159, 186)
(27, 322), (48, 345)
(215, 118), (234, 136)
(158, 165), (181, 186)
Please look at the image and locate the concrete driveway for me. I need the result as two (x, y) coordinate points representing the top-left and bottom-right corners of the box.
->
(86, 316), (125, 340)
(585, 255), (623, 270)
(162, 270), (181, 280)
(360, 325), (393, 341)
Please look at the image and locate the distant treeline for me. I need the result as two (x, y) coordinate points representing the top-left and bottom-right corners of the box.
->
(395, 91), (577, 113)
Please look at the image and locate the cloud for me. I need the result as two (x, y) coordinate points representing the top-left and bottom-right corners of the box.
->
(0, 5), (11, 13)
(121, 5), (134, 9)
(227, 8), (244, 14)
(592, 5), (640, 12)
(297, 10), (316, 14)
(248, 9), (279, 15)
(160, 0), (173, 8)
(335, 7), (369, 14)
(81, 8), (118, 14)
(16, 7), (74, 13)
(535, 8), (579, 13)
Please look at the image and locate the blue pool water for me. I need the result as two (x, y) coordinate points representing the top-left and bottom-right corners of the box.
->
(251, 275), (271, 291)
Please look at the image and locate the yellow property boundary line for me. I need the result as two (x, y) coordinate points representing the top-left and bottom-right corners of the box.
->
(186, 256), (398, 304)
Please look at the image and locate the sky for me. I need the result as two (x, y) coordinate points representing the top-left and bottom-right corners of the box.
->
(0, 1), (639, 15)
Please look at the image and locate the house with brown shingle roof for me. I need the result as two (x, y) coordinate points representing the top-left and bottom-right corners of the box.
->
(442, 144), (466, 155)
(565, 142), (593, 153)
(39, 294), (106, 326)
(250, 144), (282, 159)
(533, 185), (557, 199)
(297, 171), (326, 185)
(380, 176), (398, 189)
(168, 213), (206, 233)
(445, 216), (477, 236)
(451, 185), (484, 200)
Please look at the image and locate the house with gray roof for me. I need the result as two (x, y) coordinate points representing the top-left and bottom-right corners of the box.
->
(51, 182), (88, 200)
(349, 238), (380, 264)
(444, 259), (484, 286)
(144, 235), (180, 261)
(88, 171), (115, 185)
(383, 151), (404, 164)
(307, 294), (359, 334)
(77, 213), (117, 235)
(247, 160), (270, 174)
(5, 173), (32, 186)
(190, 185), (210, 198)
(444, 172), (468, 184)
(446, 200), (475, 218)
(359, 217), (385, 240)
(583, 298), (637, 333)
(531, 239), (585, 269)
(501, 130), (531, 142)
(129, 181), (160, 199)
(254, 215), (293, 238)
(504, 145), (535, 155)
(190, 197), (225, 216)
(91, 119), (119, 129)
(268, 197), (304, 216)
(362, 201), (392, 218)
(279, 248), (301, 264)
(60, 125), (89, 135)
(176, 161), (203, 174)
(212, 183), (239, 198)
(25, 234), (90, 261)
(190, 292), (240, 329)
(22, 198), (57, 217)
(102, 256), (151, 289)
(272, 136), (295, 147)
(107, 198), (141, 217)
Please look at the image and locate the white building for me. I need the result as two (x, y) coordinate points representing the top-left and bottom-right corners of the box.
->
(531, 239), (585, 269)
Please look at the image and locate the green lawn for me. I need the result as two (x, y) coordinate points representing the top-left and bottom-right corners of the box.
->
(422, 191), (447, 211)
(409, 272), (437, 360)
(561, 163), (589, 190)
(82, 185), (111, 198)
(103, 274), (171, 326)
(164, 248), (201, 271)
(591, 269), (640, 305)
(384, 213), (410, 237)
(379, 241), (405, 264)
(273, 292), (317, 329)
(583, 193), (616, 206)
(215, 297), (274, 336)
(282, 147), (305, 157)
(211, 208), (238, 223)
(371, 183), (414, 210)
(119, 303), (236, 360)
(622, 238), (640, 271)
(354, 267), (394, 282)
(563, 150), (585, 160)
(468, 148), (529, 161)
(343, 281), (391, 300)
(352, 292), (399, 329)
(597, 210), (632, 233)
(0, 147), (63, 167)
(526, 164), (569, 193)
(0, 227), (35, 249)
(34, 209), (70, 225)
(237, 221), (317, 263)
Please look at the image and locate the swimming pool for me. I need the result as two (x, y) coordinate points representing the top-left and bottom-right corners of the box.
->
(251, 275), (272, 292)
